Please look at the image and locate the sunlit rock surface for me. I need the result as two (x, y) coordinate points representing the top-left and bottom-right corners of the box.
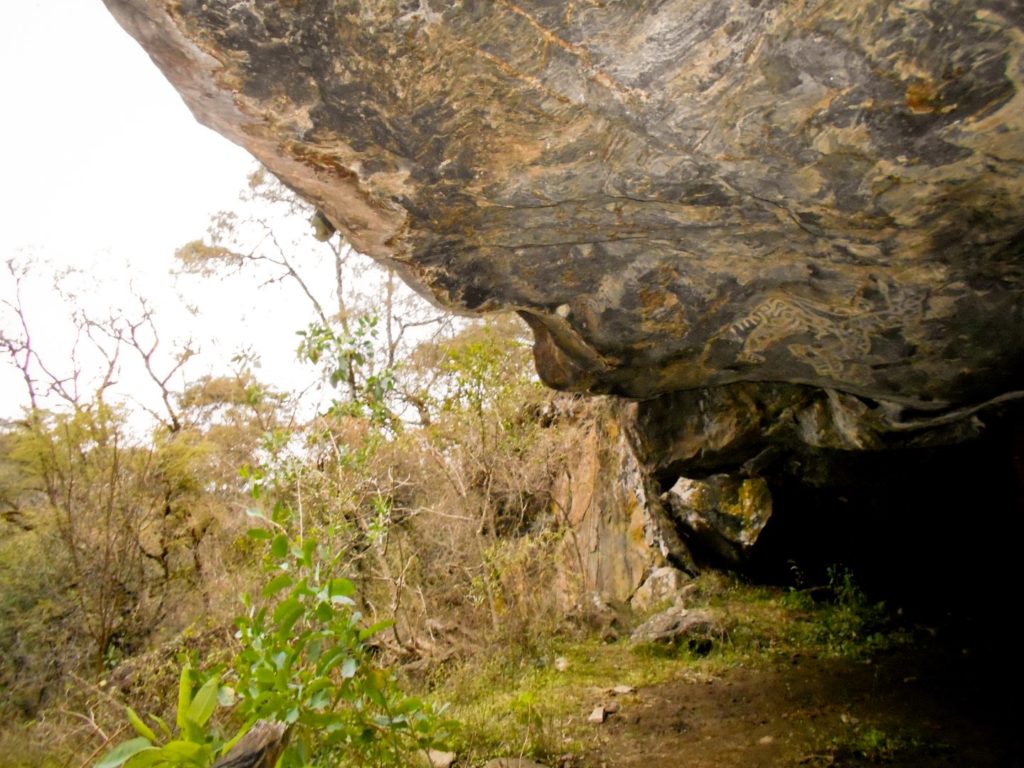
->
(105, 0), (1024, 420)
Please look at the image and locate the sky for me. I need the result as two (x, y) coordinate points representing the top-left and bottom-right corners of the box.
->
(0, 1), (319, 421)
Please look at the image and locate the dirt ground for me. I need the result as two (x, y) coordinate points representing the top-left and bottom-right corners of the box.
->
(578, 637), (1022, 768)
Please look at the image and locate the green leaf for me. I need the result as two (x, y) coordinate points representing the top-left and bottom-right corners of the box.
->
(365, 668), (388, 708)
(95, 737), (153, 768)
(159, 739), (210, 764)
(180, 718), (205, 747)
(176, 667), (192, 731)
(261, 573), (294, 598)
(318, 647), (347, 675)
(359, 618), (394, 640)
(315, 602), (335, 623)
(125, 707), (157, 743)
(186, 675), (220, 727)
(329, 578), (356, 598)
(246, 528), (272, 540)
(150, 714), (172, 740)
(274, 597), (305, 637)
(123, 749), (164, 768)
(301, 537), (317, 566)
(271, 534), (289, 559)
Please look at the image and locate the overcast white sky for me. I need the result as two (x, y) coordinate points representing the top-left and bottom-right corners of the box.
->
(0, 1), (316, 420)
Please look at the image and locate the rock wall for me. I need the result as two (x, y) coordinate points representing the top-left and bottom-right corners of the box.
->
(547, 386), (1020, 605)
(549, 402), (691, 605)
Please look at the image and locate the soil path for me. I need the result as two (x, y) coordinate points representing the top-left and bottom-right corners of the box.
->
(579, 642), (1021, 768)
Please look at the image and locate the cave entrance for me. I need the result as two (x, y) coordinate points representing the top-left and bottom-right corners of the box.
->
(742, 417), (1023, 618)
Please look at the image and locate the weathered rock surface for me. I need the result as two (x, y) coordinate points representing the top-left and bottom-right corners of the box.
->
(630, 565), (692, 613)
(104, 0), (1024, 421)
(550, 401), (692, 604)
(630, 606), (719, 645)
(664, 475), (773, 566)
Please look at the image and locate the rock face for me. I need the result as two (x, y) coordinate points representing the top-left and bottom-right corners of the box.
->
(664, 475), (773, 566)
(548, 400), (692, 604)
(103, 2), (1024, 593)
(104, 0), (1024, 420)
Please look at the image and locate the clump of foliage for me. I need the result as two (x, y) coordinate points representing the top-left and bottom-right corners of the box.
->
(232, 499), (453, 766)
(94, 667), (233, 768)
(97, 491), (454, 768)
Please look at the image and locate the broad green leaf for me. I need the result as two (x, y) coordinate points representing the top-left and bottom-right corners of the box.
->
(261, 573), (294, 598)
(95, 737), (153, 768)
(246, 528), (272, 540)
(271, 534), (289, 559)
(396, 696), (424, 714)
(291, 577), (315, 598)
(175, 667), (192, 731)
(365, 668), (388, 708)
(123, 749), (164, 768)
(126, 707), (157, 743)
(274, 597), (304, 636)
(180, 719), (205, 747)
(308, 687), (332, 710)
(159, 740), (210, 763)
(186, 675), (220, 727)
(306, 636), (323, 664)
(328, 577), (356, 597)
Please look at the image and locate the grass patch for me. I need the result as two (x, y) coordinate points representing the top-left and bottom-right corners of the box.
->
(426, 569), (906, 765)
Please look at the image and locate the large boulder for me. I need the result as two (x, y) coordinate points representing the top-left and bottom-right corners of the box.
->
(104, 0), (1024, 421)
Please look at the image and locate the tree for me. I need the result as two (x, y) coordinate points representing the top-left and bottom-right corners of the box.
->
(175, 167), (458, 429)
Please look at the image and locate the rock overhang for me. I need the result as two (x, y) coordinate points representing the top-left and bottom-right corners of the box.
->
(103, 0), (1024, 425)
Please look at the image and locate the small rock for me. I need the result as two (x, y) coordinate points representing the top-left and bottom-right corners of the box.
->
(412, 749), (457, 768)
(630, 606), (719, 645)
(482, 759), (550, 768)
(554, 656), (569, 672)
(757, 735), (774, 745)
(604, 700), (621, 714)
(587, 706), (607, 724)
(428, 750), (456, 768)
(630, 566), (692, 612)
(610, 684), (635, 695)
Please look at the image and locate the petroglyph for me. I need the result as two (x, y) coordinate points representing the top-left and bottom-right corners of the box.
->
(725, 284), (927, 380)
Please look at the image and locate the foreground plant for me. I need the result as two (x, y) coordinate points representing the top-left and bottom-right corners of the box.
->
(234, 506), (452, 766)
(97, 498), (453, 768)
(95, 666), (239, 768)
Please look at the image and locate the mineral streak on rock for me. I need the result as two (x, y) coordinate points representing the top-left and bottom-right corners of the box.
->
(103, 0), (1024, 415)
